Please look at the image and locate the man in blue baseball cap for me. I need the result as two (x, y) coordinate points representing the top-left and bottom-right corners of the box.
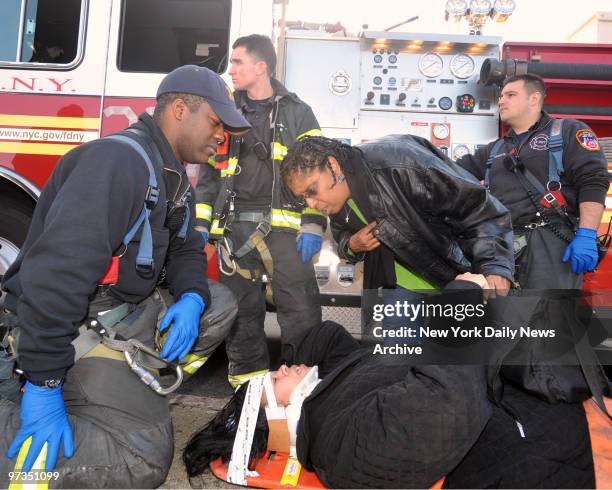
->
(157, 64), (250, 134)
(0, 65), (247, 488)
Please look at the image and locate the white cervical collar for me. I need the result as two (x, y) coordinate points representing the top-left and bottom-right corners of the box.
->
(285, 366), (321, 456)
(227, 367), (321, 484)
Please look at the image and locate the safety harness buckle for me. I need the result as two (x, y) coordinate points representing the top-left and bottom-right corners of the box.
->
(145, 185), (160, 209)
(135, 260), (155, 279)
(256, 220), (272, 238)
(524, 221), (547, 230)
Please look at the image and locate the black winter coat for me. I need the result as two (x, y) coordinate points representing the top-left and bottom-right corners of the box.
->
(289, 321), (491, 489)
(331, 134), (514, 288)
(289, 317), (595, 489)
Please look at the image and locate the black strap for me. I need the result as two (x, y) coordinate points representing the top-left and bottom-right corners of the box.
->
(567, 307), (612, 420)
(484, 139), (505, 188)
(510, 162), (576, 236)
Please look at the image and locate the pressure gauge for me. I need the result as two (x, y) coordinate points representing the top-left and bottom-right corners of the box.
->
(438, 96), (453, 110)
(450, 54), (475, 79)
(433, 124), (450, 140)
(452, 144), (471, 160)
(418, 52), (444, 78)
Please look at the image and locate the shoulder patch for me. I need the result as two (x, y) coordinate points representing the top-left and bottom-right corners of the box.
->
(575, 129), (600, 151)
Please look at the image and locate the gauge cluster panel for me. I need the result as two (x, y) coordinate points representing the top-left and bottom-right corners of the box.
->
(360, 33), (499, 115)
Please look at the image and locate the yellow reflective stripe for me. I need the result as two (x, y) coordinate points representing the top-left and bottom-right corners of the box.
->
(272, 142), (288, 161)
(0, 114), (99, 129)
(210, 218), (224, 235)
(0, 141), (77, 156)
(9, 438), (49, 490)
(228, 369), (269, 388)
(207, 156), (216, 167)
(181, 354), (209, 374)
(220, 156), (238, 177)
(271, 208), (301, 230)
(196, 203), (212, 220)
(297, 128), (322, 140)
(301, 207), (325, 217)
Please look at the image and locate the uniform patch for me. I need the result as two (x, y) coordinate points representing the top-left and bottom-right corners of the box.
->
(529, 133), (549, 151)
(575, 129), (600, 151)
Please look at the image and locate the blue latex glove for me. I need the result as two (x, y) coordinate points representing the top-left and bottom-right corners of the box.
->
(7, 381), (74, 471)
(200, 230), (209, 243)
(562, 227), (598, 274)
(297, 232), (323, 263)
(159, 292), (205, 362)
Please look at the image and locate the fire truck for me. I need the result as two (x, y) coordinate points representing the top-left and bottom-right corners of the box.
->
(1, 1), (612, 335)
(0, 0), (273, 277)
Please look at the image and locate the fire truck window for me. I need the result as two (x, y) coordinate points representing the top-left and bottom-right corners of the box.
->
(25, 0), (82, 64)
(119, 0), (231, 74)
(0, 0), (22, 62)
(0, 0), (82, 64)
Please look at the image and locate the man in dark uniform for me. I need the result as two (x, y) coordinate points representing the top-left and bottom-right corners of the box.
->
(453, 74), (611, 488)
(195, 35), (325, 387)
(0, 65), (248, 488)
(456, 73), (610, 289)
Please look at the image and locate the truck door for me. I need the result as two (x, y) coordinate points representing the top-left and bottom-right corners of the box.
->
(0, 0), (109, 278)
(101, 0), (234, 137)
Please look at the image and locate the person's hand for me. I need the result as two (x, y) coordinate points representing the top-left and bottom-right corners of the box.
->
(159, 292), (205, 362)
(455, 272), (489, 289)
(296, 233), (322, 263)
(7, 381), (74, 471)
(563, 227), (598, 273)
(348, 221), (380, 253)
(484, 274), (511, 299)
(200, 230), (209, 244)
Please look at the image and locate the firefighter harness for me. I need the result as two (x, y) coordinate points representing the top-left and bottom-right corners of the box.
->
(76, 131), (189, 395)
(485, 118), (567, 226)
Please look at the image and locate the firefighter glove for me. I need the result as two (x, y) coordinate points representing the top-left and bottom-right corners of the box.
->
(7, 381), (74, 471)
(297, 232), (323, 263)
(562, 227), (598, 273)
(159, 292), (205, 362)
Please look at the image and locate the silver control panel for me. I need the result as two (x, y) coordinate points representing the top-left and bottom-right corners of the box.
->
(360, 31), (499, 116)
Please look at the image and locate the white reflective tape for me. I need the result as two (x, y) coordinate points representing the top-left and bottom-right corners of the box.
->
(0, 127), (97, 144)
(227, 373), (267, 485)
(271, 210), (301, 229)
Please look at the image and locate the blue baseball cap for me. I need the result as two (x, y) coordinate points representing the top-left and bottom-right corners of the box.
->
(157, 65), (250, 134)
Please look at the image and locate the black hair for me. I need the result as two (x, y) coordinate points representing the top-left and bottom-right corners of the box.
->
(183, 382), (269, 478)
(280, 136), (354, 190)
(502, 73), (546, 106)
(153, 92), (207, 122)
(232, 34), (277, 76)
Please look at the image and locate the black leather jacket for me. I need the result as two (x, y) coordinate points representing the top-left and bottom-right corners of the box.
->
(331, 135), (514, 288)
